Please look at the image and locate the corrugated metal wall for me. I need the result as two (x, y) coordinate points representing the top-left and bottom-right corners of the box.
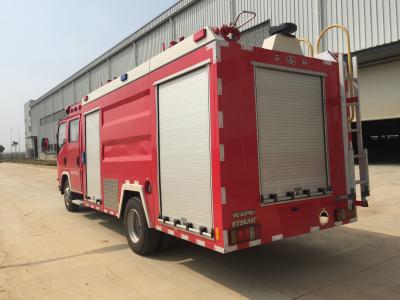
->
(174, 0), (231, 37)
(27, 0), (400, 157)
(74, 73), (90, 102)
(110, 45), (136, 78)
(63, 82), (74, 106)
(90, 60), (109, 91)
(322, 0), (400, 52)
(136, 22), (172, 65)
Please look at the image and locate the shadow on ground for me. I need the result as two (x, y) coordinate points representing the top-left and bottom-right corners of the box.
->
(78, 210), (400, 299)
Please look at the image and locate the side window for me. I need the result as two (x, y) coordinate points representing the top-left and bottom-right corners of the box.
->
(57, 123), (66, 149)
(69, 119), (80, 143)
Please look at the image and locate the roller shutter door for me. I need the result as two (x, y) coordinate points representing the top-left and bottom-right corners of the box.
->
(255, 67), (328, 201)
(85, 110), (101, 202)
(158, 66), (212, 229)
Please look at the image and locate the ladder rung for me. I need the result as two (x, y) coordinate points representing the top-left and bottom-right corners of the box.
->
(346, 96), (358, 103)
(354, 154), (365, 159)
(349, 129), (360, 133)
(355, 180), (367, 185)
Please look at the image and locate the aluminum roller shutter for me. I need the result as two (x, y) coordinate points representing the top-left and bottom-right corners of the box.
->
(158, 66), (212, 229)
(85, 110), (102, 202)
(255, 67), (328, 201)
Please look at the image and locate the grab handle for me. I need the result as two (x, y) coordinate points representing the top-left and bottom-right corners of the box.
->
(315, 24), (355, 122)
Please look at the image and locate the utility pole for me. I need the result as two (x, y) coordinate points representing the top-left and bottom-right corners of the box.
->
(18, 128), (21, 159)
(10, 128), (13, 161)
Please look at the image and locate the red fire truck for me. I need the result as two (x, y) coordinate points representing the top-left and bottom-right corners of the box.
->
(56, 18), (370, 255)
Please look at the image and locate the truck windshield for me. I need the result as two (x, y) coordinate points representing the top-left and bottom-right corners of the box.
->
(58, 123), (66, 150)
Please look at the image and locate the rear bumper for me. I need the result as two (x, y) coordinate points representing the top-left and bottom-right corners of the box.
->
(226, 216), (358, 253)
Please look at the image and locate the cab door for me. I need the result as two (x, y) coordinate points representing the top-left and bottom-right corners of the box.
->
(57, 122), (67, 177)
(66, 117), (82, 193)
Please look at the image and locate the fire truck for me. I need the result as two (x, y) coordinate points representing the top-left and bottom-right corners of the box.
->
(56, 13), (370, 255)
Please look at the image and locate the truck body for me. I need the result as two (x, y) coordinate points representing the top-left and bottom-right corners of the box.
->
(56, 26), (369, 254)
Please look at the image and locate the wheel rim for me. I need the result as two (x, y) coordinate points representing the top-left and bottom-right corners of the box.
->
(127, 209), (141, 243)
(64, 185), (71, 206)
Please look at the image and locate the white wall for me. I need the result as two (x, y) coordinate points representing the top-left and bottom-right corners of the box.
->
(358, 59), (400, 121)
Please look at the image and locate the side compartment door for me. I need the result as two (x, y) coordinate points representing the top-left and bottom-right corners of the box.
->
(157, 66), (213, 230)
(85, 110), (102, 202)
(66, 118), (82, 193)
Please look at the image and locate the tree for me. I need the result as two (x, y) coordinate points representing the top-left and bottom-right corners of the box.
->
(0, 145), (5, 153)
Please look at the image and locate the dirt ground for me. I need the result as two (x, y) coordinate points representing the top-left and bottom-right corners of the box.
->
(0, 162), (399, 299)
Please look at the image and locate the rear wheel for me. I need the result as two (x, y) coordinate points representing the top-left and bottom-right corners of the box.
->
(63, 179), (79, 212)
(124, 197), (160, 255)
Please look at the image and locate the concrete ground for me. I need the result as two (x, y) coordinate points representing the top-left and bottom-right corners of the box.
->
(0, 163), (399, 300)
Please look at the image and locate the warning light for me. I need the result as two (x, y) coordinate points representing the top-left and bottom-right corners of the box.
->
(120, 73), (128, 81)
(193, 29), (207, 42)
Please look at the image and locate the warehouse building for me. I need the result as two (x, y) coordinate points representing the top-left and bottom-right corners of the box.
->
(25, 0), (400, 161)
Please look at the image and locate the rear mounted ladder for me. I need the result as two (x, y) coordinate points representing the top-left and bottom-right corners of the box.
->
(339, 54), (370, 208)
(316, 25), (370, 209)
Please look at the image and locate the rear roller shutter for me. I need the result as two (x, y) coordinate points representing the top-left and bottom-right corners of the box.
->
(255, 67), (329, 202)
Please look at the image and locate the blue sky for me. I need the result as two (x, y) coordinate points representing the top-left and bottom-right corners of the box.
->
(0, 0), (177, 152)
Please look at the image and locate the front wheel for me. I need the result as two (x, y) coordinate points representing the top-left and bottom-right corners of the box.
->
(124, 197), (161, 255)
(63, 179), (79, 212)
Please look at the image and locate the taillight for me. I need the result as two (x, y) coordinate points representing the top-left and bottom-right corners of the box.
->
(229, 224), (260, 245)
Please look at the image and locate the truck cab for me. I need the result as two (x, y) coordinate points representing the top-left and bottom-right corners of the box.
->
(57, 104), (83, 205)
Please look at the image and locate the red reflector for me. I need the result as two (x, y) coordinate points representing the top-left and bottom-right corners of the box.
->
(193, 29), (207, 42)
(229, 229), (237, 245)
(228, 224), (261, 245)
(237, 227), (250, 243)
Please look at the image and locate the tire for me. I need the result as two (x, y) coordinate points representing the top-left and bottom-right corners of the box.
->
(63, 179), (79, 212)
(124, 197), (160, 255)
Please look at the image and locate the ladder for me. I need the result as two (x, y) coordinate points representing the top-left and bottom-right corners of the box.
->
(315, 24), (369, 209)
(344, 56), (370, 207)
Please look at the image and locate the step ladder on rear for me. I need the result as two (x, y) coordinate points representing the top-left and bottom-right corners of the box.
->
(315, 24), (370, 210)
(339, 54), (370, 208)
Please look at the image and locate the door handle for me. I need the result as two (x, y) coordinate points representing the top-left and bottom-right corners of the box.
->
(64, 157), (67, 166)
(76, 156), (80, 166)
(82, 152), (86, 165)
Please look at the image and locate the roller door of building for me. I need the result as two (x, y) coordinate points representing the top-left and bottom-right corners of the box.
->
(255, 67), (329, 201)
(157, 66), (212, 230)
